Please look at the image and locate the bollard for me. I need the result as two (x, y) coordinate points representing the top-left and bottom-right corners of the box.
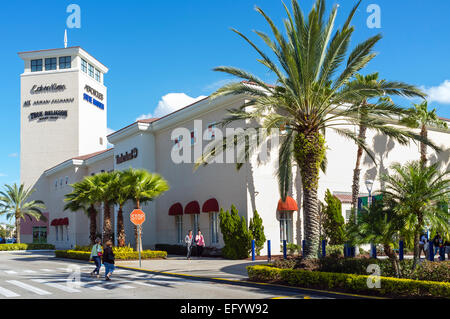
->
(283, 240), (287, 260)
(321, 239), (326, 258)
(251, 239), (255, 261)
(440, 246), (445, 261)
(302, 240), (306, 257)
(399, 240), (404, 261)
(429, 242), (434, 261)
(267, 240), (271, 262)
(344, 243), (348, 257)
(351, 246), (356, 257)
(371, 243), (377, 259)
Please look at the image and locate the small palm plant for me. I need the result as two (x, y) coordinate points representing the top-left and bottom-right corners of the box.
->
(0, 183), (46, 244)
(380, 161), (450, 268)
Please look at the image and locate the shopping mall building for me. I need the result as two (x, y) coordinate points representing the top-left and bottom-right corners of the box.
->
(18, 47), (450, 254)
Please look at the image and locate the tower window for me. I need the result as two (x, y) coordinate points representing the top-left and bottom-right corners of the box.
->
(99, 137), (103, 145)
(59, 56), (71, 69)
(45, 58), (57, 71)
(95, 69), (101, 82)
(88, 64), (94, 78)
(81, 59), (87, 73)
(31, 59), (43, 72)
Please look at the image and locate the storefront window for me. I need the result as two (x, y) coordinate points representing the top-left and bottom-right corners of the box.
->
(279, 212), (293, 243)
(176, 215), (183, 244)
(192, 214), (199, 236)
(32, 227), (47, 244)
(210, 212), (219, 244)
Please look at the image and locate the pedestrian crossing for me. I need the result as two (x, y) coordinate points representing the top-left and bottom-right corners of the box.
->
(0, 265), (191, 298)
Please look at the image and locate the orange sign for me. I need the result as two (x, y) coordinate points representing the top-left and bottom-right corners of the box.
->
(130, 209), (146, 225)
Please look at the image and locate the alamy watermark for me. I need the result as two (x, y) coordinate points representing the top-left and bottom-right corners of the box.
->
(66, 4), (81, 29)
(366, 4), (381, 29)
(366, 264), (381, 289)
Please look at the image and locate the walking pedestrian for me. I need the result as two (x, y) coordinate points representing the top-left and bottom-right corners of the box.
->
(185, 230), (194, 260)
(195, 230), (205, 258)
(432, 233), (442, 257)
(102, 240), (115, 281)
(89, 238), (103, 278)
(419, 233), (427, 259)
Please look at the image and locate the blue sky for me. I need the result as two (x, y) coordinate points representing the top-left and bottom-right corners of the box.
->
(0, 0), (449, 223)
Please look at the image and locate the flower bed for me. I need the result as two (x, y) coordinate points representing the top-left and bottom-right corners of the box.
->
(0, 243), (55, 251)
(247, 265), (450, 298)
(55, 248), (167, 261)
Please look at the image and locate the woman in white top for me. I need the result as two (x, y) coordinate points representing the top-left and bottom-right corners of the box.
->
(89, 238), (103, 278)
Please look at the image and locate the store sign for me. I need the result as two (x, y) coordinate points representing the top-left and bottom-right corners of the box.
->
(116, 148), (138, 164)
(29, 110), (68, 122)
(30, 83), (66, 94)
(84, 85), (104, 101)
(23, 98), (74, 107)
(83, 93), (104, 110)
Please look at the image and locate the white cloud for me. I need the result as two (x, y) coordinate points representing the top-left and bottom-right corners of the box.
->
(8, 153), (18, 158)
(0, 173), (7, 177)
(422, 80), (450, 104)
(136, 93), (207, 121)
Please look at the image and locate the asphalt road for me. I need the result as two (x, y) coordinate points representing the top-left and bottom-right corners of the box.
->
(0, 251), (364, 299)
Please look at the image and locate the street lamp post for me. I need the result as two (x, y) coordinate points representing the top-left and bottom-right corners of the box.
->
(365, 179), (374, 208)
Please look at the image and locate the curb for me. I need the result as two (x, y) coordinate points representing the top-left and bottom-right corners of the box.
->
(115, 264), (385, 299)
(0, 249), (56, 253)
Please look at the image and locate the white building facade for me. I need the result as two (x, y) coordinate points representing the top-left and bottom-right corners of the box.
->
(19, 47), (450, 254)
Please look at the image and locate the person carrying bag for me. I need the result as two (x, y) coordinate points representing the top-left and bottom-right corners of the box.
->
(90, 238), (103, 278)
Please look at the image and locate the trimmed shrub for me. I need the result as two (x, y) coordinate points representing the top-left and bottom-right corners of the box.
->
(412, 261), (450, 282)
(55, 249), (167, 260)
(247, 265), (450, 298)
(219, 205), (252, 259)
(249, 210), (266, 256)
(0, 243), (55, 251)
(322, 189), (346, 245)
(155, 244), (222, 257)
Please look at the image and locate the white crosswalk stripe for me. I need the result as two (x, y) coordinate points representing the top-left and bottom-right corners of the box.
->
(40, 269), (54, 272)
(23, 270), (36, 274)
(6, 280), (52, 295)
(0, 286), (20, 297)
(4, 271), (17, 275)
(32, 279), (81, 293)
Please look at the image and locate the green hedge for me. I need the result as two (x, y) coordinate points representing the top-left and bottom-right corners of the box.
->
(0, 243), (55, 251)
(247, 265), (450, 298)
(55, 249), (167, 261)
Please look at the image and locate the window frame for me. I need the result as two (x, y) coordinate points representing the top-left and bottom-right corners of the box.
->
(81, 58), (88, 73)
(59, 56), (71, 69)
(210, 212), (219, 244)
(45, 57), (57, 71)
(31, 59), (43, 72)
(88, 63), (95, 78)
(279, 211), (293, 243)
(176, 215), (183, 244)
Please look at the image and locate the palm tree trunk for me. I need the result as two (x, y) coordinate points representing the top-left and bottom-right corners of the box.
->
(15, 212), (21, 244)
(384, 243), (401, 278)
(412, 212), (423, 269)
(117, 205), (125, 247)
(294, 132), (326, 259)
(351, 124), (367, 212)
(89, 205), (97, 245)
(103, 201), (113, 243)
(420, 125), (427, 167)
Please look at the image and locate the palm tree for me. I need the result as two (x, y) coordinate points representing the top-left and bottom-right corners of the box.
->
(109, 171), (132, 247)
(380, 161), (450, 268)
(84, 172), (116, 243)
(400, 101), (448, 167)
(64, 179), (99, 245)
(196, 0), (431, 258)
(347, 73), (410, 212)
(0, 183), (46, 244)
(347, 199), (404, 277)
(121, 168), (169, 250)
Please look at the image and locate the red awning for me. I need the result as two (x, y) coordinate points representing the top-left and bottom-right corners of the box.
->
(184, 201), (200, 214)
(169, 203), (183, 216)
(202, 198), (219, 213)
(277, 196), (298, 211)
(50, 219), (57, 226)
(62, 217), (69, 226)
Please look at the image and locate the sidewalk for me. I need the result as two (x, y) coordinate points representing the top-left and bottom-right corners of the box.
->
(116, 255), (268, 280)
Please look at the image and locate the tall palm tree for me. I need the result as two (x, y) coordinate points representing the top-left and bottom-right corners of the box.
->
(400, 101), (448, 167)
(347, 73), (409, 211)
(109, 171), (132, 247)
(121, 168), (170, 250)
(84, 172), (116, 243)
(379, 161), (450, 268)
(196, 0), (432, 258)
(0, 183), (46, 244)
(64, 179), (99, 245)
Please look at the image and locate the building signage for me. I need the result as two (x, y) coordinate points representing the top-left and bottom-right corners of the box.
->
(29, 110), (68, 122)
(23, 98), (74, 107)
(83, 93), (104, 110)
(116, 148), (138, 164)
(30, 83), (66, 94)
(84, 85), (104, 101)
